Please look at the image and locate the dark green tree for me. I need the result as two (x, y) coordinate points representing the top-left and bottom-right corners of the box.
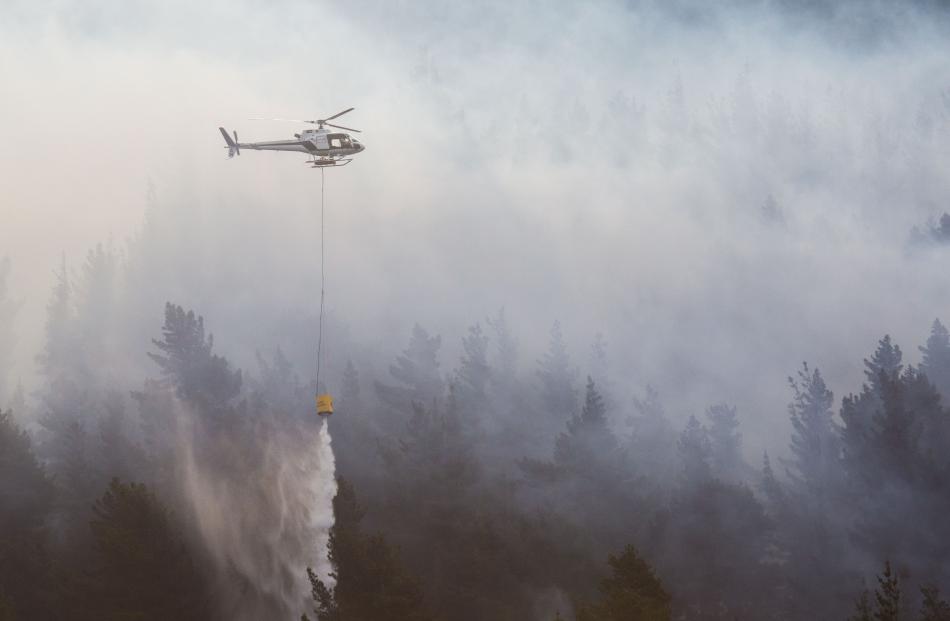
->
(919, 319), (950, 401)
(846, 367), (949, 593)
(779, 364), (853, 619)
(705, 403), (744, 482)
(785, 363), (840, 498)
(306, 478), (433, 621)
(628, 386), (677, 483)
(482, 308), (532, 464)
(36, 256), (74, 382)
(760, 451), (785, 513)
(588, 333), (615, 412)
(455, 323), (490, 418)
(251, 347), (305, 418)
(554, 377), (618, 474)
(872, 561), (901, 621)
(848, 589), (872, 621)
(375, 324), (444, 416)
(653, 475), (775, 618)
(576, 544), (671, 621)
(0, 409), (55, 620)
(95, 391), (142, 486)
(920, 586), (950, 621)
(34, 258), (93, 492)
(73, 243), (119, 386)
(872, 372), (920, 481)
(864, 336), (903, 395)
(84, 479), (213, 621)
(841, 336), (911, 487)
(678, 415), (711, 484)
(537, 321), (578, 420)
(148, 302), (241, 416)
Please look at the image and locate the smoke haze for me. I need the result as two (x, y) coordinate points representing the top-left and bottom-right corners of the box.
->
(4, 1), (950, 455)
(4, 1), (950, 619)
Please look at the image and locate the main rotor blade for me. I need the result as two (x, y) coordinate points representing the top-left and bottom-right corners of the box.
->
(325, 122), (361, 133)
(323, 107), (354, 121)
(248, 117), (317, 124)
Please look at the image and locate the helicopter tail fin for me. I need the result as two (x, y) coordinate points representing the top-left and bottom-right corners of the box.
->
(219, 127), (240, 158)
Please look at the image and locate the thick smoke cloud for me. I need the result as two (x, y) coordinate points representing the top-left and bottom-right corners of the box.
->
(3, 0), (950, 497)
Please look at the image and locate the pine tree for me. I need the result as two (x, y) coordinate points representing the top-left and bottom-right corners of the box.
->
(778, 364), (851, 619)
(148, 303), (241, 415)
(840, 391), (873, 485)
(589, 334), (608, 386)
(0, 409), (55, 620)
(58, 417), (94, 513)
(36, 256), (74, 381)
(628, 386), (677, 482)
(34, 257), (93, 483)
(486, 308), (517, 382)
(900, 368), (946, 464)
(588, 333), (615, 411)
(848, 589), (873, 621)
(706, 403), (744, 482)
(85, 479), (213, 621)
(96, 391), (141, 486)
(920, 586), (950, 621)
(537, 321), (578, 419)
(455, 323), (490, 417)
(864, 336), (903, 396)
(873, 561), (901, 621)
(482, 308), (530, 459)
(657, 474), (775, 618)
(252, 347), (304, 417)
(760, 451), (785, 511)
(919, 319), (950, 400)
(382, 396), (479, 492)
(375, 324), (444, 415)
(842, 337), (911, 488)
(306, 478), (433, 621)
(74, 243), (119, 383)
(785, 363), (840, 497)
(576, 545), (671, 621)
(678, 415), (711, 484)
(553, 377), (618, 474)
(872, 371), (920, 481)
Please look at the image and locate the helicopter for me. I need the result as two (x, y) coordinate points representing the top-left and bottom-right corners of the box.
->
(219, 107), (364, 168)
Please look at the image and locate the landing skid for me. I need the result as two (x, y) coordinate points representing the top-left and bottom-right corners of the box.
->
(307, 158), (352, 168)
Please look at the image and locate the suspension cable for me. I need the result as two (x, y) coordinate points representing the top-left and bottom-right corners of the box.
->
(315, 166), (326, 395)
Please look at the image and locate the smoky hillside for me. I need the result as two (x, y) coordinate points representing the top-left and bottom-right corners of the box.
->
(4, 0), (950, 620)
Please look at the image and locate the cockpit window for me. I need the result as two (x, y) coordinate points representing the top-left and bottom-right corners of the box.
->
(328, 133), (350, 149)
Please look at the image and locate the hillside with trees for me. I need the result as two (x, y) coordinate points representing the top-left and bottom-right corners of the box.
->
(2, 244), (950, 620)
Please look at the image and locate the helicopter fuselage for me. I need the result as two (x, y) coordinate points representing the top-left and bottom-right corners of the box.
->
(219, 108), (364, 166)
(241, 128), (364, 157)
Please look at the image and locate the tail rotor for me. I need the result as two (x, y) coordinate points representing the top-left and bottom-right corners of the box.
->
(219, 127), (240, 158)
